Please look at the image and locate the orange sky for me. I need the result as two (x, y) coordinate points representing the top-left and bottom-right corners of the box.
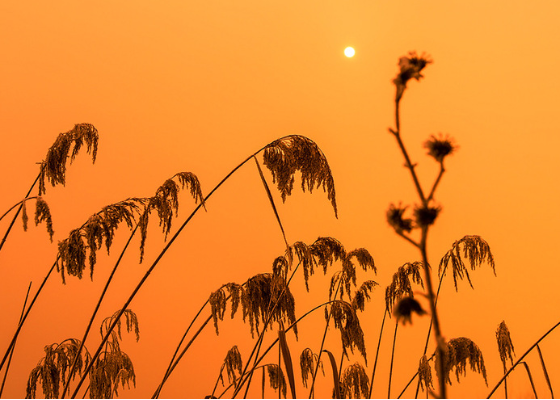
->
(1, 1), (560, 399)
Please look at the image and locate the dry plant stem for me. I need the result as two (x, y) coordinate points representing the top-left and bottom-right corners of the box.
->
(60, 224), (140, 398)
(536, 344), (554, 398)
(224, 300), (336, 400)
(427, 161), (445, 202)
(0, 257), (59, 373)
(487, 319), (560, 398)
(307, 282), (342, 399)
(392, 94), (445, 398)
(397, 354), (435, 399)
(368, 309), (388, 398)
(0, 282), (31, 398)
(388, 321), (399, 398)
(0, 171), (41, 253)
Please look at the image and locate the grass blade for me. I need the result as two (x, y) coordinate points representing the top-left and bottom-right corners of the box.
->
(521, 362), (538, 399)
(536, 345), (554, 398)
(278, 328), (296, 399)
(323, 350), (340, 399)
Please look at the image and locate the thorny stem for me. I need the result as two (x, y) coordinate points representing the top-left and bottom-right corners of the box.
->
(72, 136), (300, 398)
(391, 93), (446, 398)
(0, 282), (32, 398)
(387, 321), (399, 398)
(61, 224), (141, 398)
(368, 309), (388, 398)
(487, 319), (560, 398)
(0, 257), (59, 373)
(0, 171), (41, 253)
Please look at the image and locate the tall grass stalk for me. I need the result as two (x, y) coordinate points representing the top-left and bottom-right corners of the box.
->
(0, 282), (32, 397)
(387, 322), (399, 398)
(487, 319), (560, 398)
(536, 344), (554, 398)
(368, 309), (388, 398)
(521, 362), (538, 398)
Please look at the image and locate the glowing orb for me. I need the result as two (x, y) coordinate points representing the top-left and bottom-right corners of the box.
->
(344, 47), (355, 58)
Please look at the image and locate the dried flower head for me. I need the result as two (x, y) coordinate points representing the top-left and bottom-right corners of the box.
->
(436, 337), (488, 386)
(387, 203), (413, 234)
(329, 248), (376, 301)
(394, 296), (427, 325)
(39, 124), (99, 195)
(385, 262), (424, 313)
(266, 364), (287, 398)
(263, 135), (338, 218)
(414, 204), (441, 227)
(424, 134), (458, 162)
(496, 321), (515, 367)
(439, 235), (496, 291)
(339, 363), (369, 399)
(221, 346), (243, 388)
(393, 52), (432, 101)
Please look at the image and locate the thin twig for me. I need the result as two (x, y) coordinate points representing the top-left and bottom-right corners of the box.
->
(387, 321), (399, 398)
(368, 309), (388, 398)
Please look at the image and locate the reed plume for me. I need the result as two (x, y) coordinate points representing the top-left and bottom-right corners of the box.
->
(38, 123), (99, 195)
(339, 362), (369, 399)
(436, 337), (488, 386)
(329, 300), (367, 363)
(439, 235), (496, 290)
(263, 135), (337, 218)
(300, 349), (323, 388)
(211, 346), (243, 396)
(418, 355), (434, 392)
(56, 198), (147, 282)
(385, 262), (424, 313)
(264, 364), (287, 398)
(26, 339), (91, 399)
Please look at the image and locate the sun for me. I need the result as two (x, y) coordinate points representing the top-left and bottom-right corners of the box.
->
(344, 47), (355, 58)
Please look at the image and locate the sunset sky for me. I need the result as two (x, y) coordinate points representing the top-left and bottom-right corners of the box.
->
(1, 1), (560, 398)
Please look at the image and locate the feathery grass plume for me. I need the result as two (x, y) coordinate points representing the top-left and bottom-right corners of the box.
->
(218, 346), (243, 389)
(339, 363), (369, 399)
(418, 355), (434, 392)
(35, 196), (54, 241)
(266, 364), (287, 398)
(436, 337), (488, 385)
(424, 134), (458, 163)
(241, 273), (297, 338)
(138, 172), (205, 262)
(208, 283), (244, 335)
(329, 300), (367, 362)
(385, 262), (424, 313)
(393, 51), (432, 102)
(351, 280), (379, 312)
(90, 310), (139, 398)
(25, 339), (91, 399)
(300, 348), (323, 388)
(394, 296), (427, 325)
(439, 235), (496, 290)
(262, 135), (338, 218)
(496, 321), (515, 366)
(21, 198), (29, 231)
(56, 198), (146, 282)
(329, 248), (376, 301)
(38, 123), (99, 195)
(386, 203), (413, 234)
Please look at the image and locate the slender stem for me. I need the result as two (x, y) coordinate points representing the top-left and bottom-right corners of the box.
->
(0, 197), (38, 223)
(61, 224), (140, 398)
(212, 364), (226, 398)
(427, 161), (445, 202)
(387, 321), (399, 398)
(503, 363), (509, 399)
(230, 301), (336, 399)
(0, 282), (32, 397)
(0, 171), (41, 253)
(487, 319), (560, 398)
(307, 284), (342, 399)
(521, 362), (538, 399)
(368, 309), (388, 398)
(0, 257), (59, 373)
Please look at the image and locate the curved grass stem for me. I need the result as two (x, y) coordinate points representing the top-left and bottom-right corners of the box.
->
(368, 309), (388, 398)
(387, 321), (399, 398)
